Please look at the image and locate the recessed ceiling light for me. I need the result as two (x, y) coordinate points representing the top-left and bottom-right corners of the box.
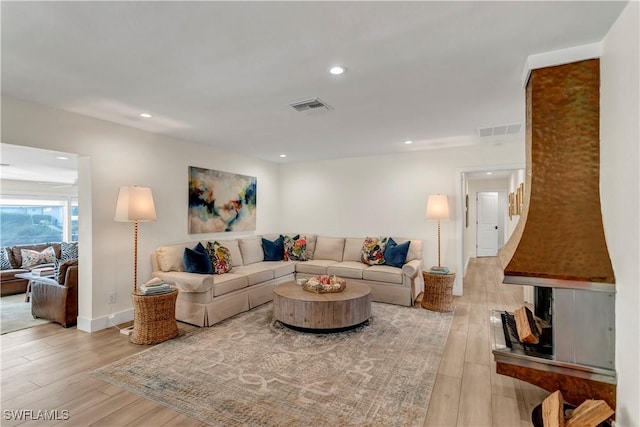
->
(140, 113), (152, 118)
(56, 156), (69, 160)
(486, 172), (493, 175)
(329, 66), (346, 75)
(280, 154), (287, 158)
(404, 140), (413, 145)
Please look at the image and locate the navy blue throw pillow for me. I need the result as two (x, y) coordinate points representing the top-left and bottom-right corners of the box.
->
(184, 243), (213, 274)
(262, 236), (285, 261)
(383, 238), (411, 268)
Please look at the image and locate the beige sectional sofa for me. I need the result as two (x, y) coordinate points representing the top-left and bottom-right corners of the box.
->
(151, 234), (423, 327)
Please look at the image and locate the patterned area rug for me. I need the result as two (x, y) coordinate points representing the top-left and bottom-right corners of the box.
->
(92, 302), (453, 426)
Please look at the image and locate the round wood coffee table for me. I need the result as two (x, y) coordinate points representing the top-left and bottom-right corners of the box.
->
(273, 282), (371, 332)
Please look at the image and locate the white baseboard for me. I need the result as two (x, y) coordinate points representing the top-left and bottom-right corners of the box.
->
(76, 308), (134, 333)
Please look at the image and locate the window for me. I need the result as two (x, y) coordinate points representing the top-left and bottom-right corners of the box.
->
(0, 198), (78, 246)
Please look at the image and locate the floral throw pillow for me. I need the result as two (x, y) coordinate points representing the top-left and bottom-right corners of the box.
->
(283, 235), (308, 261)
(361, 237), (389, 265)
(206, 241), (232, 274)
(21, 246), (56, 268)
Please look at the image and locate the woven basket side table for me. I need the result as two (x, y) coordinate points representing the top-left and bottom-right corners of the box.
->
(131, 289), (179, 345)
(421, 272), (456, 312)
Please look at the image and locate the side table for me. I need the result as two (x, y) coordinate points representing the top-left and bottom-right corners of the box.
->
(130, 289), (179, 345)
(421, 271), (456, 312)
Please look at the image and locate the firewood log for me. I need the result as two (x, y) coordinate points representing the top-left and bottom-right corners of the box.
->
(566, 399), (614, 427)
(542, 390), (565, 427)
(515, 306), (540, 344)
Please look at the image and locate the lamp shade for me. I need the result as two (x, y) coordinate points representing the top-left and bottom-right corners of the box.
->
(426, 194), (449, 220)
(114, 186), (157, 222)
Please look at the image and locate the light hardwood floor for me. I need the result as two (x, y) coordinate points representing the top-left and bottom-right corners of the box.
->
(0, 257), (546, 426)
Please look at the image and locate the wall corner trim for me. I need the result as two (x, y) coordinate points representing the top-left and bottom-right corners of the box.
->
(521, 42), (603, 87)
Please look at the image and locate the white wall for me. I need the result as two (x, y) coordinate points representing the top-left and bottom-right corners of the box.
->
(278, 143), (525, 295)
(601, 2), (640, 425)
(505, 169), (524, 240)
(1, 97), (281, 332)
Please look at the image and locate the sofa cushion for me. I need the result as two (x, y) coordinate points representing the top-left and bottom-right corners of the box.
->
(262, 236), (284, 261)
(383, 238), (411, 268)
(211, 273), (249, 296)
(361, 237), (389, 266)
(295, 259), (338, 275)
(303, 234), (317, 259)
(183, 244), (213, 274)
(283, 235), (310, 261)
(238, 237), (264, 265)
(215, 240), (243, 267)
(232, 263), (275, 286)
(0, 248), (11, 270)
(327, 261), (368, 279)
(363, 265), (403, 284)
(21, 246), (57, 268)
(393, 238), (422, 262)
(313, 237), (345, 262)
(60, 241), (79, 261)
(206, 241), (232, 274)
(266, 261), (296, 278)
(343, 238), (365, 262)
(156, 243), (193, 272)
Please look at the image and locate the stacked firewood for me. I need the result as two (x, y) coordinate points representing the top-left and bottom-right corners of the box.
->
(542, 390), (614, 427)
(514, 306), (541, 344)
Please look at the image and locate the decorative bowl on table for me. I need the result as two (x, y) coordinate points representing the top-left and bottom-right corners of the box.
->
(302, 275), (346, 293)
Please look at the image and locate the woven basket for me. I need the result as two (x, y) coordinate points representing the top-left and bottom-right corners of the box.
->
(421, 272), (455, 312)
(302, 276), (347, 293)
(131, 290), (179, 345)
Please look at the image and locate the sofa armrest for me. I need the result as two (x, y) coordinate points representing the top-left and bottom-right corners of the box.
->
(402, 259), (422, 278)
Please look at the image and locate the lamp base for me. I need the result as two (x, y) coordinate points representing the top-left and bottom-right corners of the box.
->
(430, 265), (450, 274)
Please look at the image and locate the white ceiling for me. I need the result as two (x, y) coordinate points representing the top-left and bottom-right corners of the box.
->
(0, 144), (78, 185)
(0, 1), (628, 164)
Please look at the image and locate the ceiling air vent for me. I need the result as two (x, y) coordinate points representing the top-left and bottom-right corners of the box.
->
(479, 123), (522, 137)
(289, 97), (332, 113)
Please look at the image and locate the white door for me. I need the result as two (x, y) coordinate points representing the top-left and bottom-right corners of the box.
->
(477, 192), (499, 257)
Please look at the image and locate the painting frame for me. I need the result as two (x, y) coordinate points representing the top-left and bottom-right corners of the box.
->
(188, 166), (257, 234)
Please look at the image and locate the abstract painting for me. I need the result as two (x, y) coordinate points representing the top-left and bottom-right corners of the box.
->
(188, 166), (257, 233)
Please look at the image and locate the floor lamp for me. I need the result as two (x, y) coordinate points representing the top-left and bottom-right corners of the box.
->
(114, 186), (157, 295)
(426, 194), (450, 272)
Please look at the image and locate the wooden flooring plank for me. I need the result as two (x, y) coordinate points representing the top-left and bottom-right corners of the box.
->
(124, 405), (184, 427)
(424, 374), (461, 427)
(438, 330), (467, 379)
(16, 390), (113, 427)
(492, 394), (525, 427)
(50, 391), (140, 427)
(2, 372), (103, 409)
(90, 397), (160, 426)
(464, 322), (490, 367)
(457, 362), (493, 426)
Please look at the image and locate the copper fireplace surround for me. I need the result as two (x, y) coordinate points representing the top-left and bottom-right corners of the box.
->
(492, 59), (616, 408)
